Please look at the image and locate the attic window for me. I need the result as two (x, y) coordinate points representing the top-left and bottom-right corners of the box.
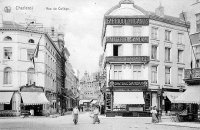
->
(4, 36), (12, 41)
(28, 39), (34, 43)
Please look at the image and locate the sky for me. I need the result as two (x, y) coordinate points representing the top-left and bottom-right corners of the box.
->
(0, 0), (196, 77)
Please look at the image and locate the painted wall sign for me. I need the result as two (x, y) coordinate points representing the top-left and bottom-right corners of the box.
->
(109, 80), (148, 88)
(105, 18), (149, 25)
(106, 56), (150, 63)
(106, 36), (149, 43)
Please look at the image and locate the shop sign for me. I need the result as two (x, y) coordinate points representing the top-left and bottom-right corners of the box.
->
(106, 56), (150, 63)
(105, 18), (149, 25)
(106, 36), (149, 43)
(109, 80), (148, 88)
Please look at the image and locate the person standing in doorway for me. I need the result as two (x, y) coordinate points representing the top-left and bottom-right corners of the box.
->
(72, 106), (79, 125)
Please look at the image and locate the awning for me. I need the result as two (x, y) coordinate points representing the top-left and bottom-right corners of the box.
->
(91, 100), (97, 104)
(175, 86), (200, 104)
(79, 100), (91, 104)
(21, 92), (49, 105)
(0, 92), (13, 104)
(164, 92), (183, 103)
(114, 92), (145, 104)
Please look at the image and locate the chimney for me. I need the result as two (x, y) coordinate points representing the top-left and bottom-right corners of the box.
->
(155, 4), (164, 17)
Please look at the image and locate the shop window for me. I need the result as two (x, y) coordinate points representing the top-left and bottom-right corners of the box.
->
(3, 67), (12, 84)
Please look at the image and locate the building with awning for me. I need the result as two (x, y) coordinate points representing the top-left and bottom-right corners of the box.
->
(163, 92), (183, 103)
(175, 86), (200, 104)
(21, 92), (49, 105)
(0, 92), (14, 104)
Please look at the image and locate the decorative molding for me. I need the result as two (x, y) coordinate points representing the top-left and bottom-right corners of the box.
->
(109, 80), (148, 90)
(106, 36), (149, 43)
(105, 17), (149, 25)
(106, 56), (150, 63)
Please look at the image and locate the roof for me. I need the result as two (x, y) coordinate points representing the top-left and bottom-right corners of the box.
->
(148, 12), (189, 28)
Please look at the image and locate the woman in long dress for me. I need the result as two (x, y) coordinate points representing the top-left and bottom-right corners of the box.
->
(151, 106), (159, 123)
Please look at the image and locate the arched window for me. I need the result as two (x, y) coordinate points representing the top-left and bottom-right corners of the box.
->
(3, 36), (12, 41)
(3, 67), (12, 84)
(27, 68), (35, 85)
(28, 39), (34, 43)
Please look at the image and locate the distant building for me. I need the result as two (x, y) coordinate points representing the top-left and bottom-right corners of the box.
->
(100, 0), (191, 116)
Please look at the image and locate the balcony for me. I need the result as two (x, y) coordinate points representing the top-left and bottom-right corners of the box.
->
(184, 68), (200, 85)
(108, 80), (148, 90)
(106, 56), (150, 64)
(106, 36), (149, 43)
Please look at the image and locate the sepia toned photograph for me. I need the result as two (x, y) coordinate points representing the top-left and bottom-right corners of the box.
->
(0, 0), (200, 129)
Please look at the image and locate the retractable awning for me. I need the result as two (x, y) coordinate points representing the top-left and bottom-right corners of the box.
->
(21, 92), (49, 105)
(0, 92), (13, 104)
(91, 100), (97, 104)
(114, 92), (145, 104)
(164, 92), (183, 103)
(175, 86), (200, 104)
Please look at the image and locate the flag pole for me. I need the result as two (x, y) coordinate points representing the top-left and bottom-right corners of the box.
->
(182, 11), (197, 69)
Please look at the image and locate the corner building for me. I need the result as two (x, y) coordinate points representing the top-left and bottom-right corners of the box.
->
(101, 0), (191, 116)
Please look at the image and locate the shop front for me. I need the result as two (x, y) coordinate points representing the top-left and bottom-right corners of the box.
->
(20, 84), (49, 116)
(0, 91), (20, 116)
(105, 80), (150, 117)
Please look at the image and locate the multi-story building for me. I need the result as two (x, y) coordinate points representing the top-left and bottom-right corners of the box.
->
(79, 72), (101, 105)
(173, 0), (200, 118)
(100, 0), (191, 116)
(0, 11), (68, 116)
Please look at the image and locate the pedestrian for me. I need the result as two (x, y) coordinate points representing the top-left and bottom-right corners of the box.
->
(72, 106), (79, 125)
(81, 106), (84, 112)
(92, 106), (100, 124)
(150, 106), (159, 123)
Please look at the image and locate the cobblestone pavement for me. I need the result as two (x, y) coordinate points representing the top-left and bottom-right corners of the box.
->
(0, 112), (199, 130)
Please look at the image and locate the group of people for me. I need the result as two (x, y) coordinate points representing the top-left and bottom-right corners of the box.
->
(72, 106), (100, 125)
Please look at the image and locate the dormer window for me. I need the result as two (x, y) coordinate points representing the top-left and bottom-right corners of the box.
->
(28, 39), (34, 43)
(4, 36), (12, 41)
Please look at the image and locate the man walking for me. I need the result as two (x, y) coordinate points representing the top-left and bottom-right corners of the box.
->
(92, 106), (100, 124)
(72, 106), (79, 125)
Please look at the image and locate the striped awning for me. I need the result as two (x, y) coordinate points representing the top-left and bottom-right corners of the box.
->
(175, 86), (200, 104)
(21, 92), (49, 105)
(0, 92), (13, 104)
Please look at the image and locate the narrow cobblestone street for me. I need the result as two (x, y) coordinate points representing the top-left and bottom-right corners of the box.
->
(0, 112), (199, 130)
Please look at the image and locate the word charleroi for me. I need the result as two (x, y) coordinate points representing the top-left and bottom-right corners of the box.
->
(16, 6), (33, 10)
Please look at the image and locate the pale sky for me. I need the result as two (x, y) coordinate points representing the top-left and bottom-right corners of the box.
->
(0, 0), (195, 77)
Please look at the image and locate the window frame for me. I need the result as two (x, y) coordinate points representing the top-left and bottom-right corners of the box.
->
(4, 47), (12, 60)
(165, 30), (171, 41)
(165, 67), (171, 84)
(151, 27), (158, 39)
(165, 47), (171, 62)
(3, 67), (12, 84)
(151, 66), (157, 83)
